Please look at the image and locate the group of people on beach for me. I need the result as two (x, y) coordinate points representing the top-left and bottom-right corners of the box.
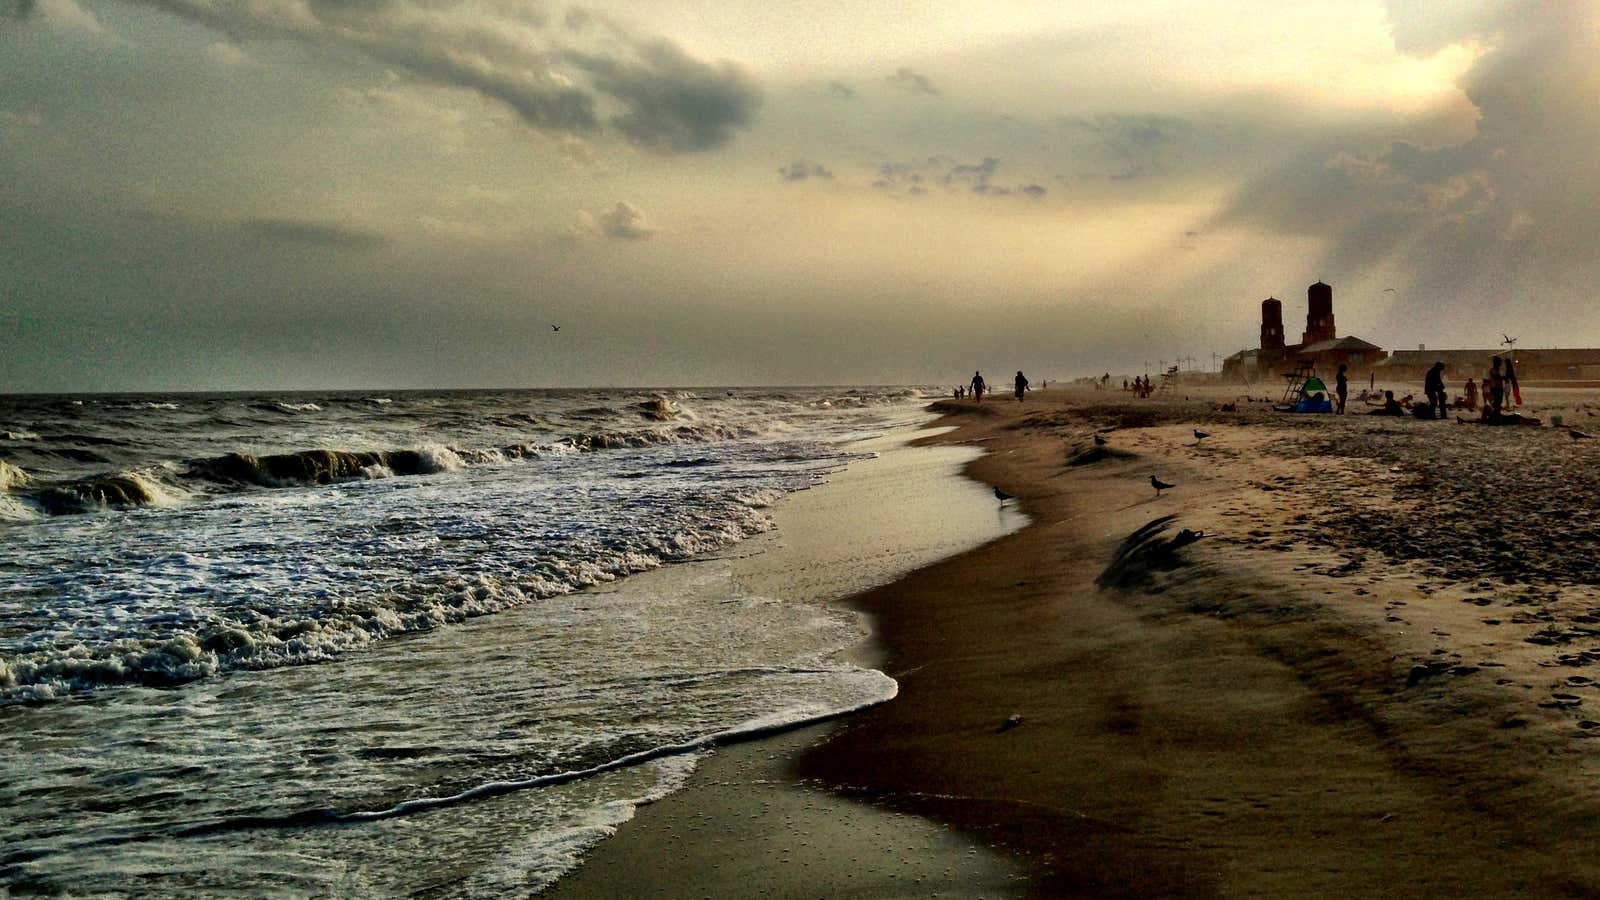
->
(1353, 355), (1530, 424)
(1126, 375), (1154, 398)
(955, 371), (1031, 402)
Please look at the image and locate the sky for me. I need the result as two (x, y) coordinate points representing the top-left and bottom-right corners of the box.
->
(2, 0), (1596, 390)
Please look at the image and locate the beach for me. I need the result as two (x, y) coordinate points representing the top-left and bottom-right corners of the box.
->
(560, 385), (1600, 897)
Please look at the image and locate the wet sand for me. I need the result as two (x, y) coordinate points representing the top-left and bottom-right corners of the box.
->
(559, 386), (1600, 897)
(547, 426), (1031, 897)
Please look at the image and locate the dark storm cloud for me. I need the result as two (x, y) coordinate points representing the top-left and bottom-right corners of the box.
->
(778, 160), (832, 181)
(886, 67), (939, 96)
(564, 39), (760, 153)
(123, 0), (759, 153)
(241, 218), (391, 250)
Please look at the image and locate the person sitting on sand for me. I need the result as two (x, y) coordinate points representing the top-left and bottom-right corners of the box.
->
(970, 371), (986, 403)
(1014, 370), (1030, 401)
(1369, 390), (1405, 416)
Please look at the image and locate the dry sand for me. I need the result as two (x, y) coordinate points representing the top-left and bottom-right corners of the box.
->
(559, 385), (1600, 897)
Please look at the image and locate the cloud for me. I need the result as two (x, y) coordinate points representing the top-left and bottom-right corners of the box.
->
(0, 109), (44, 132)
(872, 161), (926, 194)
(870, 156), (1044, 199)
(1059, 114), (1188, 156)
(558, 134), (598, 168)
(886, 67), (940, 96)
(123, 0), (759, 154)
(564, 39), (760, 153)
(1211, 3), (1600, 333)
(563, 6), (592, 32)
(241, 218), (390, 250)
(826, 80), (855, 100)
(201, 40), (255, 66)
(596, 201), (653, 240)
(22, 0), (103, 33)
(943, 156), (1000, 191)
(778, 160), (832, 181)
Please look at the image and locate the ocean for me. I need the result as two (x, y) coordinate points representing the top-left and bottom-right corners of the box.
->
(0, 387), (989, 894)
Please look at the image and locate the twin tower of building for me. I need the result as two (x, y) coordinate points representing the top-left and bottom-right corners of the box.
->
(1260, 281), (1335, 353)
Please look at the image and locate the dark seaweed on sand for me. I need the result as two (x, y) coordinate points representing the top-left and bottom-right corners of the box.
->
(1098, 515), (1206, 589)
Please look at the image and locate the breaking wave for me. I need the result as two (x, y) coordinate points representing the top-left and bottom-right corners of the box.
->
(0, 488), (784, 703)
(30, 471), (183, 516)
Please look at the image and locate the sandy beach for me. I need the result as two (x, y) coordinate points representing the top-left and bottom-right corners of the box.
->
(558, 385), (1600, 897)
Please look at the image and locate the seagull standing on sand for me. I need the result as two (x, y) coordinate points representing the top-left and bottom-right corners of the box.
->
(1151, 475), (1176, 497)
(1193, 429), (1210, 444)
(994, 486), (1014, 505)
(1093, 433), (1108, 446)
(1571, 428), (1594, 440)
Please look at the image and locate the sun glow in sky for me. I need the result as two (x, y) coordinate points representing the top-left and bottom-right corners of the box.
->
(2, 0), (1594, 389)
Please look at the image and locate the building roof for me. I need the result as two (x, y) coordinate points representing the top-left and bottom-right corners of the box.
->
(1296, 336), (1383, 354)
(1511, 348), (1600, 366)
(1379, 348), (1600, 368)
(1375, 349), (1497, 368)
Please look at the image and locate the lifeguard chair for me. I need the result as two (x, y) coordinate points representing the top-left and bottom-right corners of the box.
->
(1279, 361), (1316, 407)
(1157, 364), (1179, 395)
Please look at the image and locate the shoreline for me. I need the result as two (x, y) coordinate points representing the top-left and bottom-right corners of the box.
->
(561, 385), (1600, 897)
(800, 388), (1600, 895)
(546, 419), (1031, 897)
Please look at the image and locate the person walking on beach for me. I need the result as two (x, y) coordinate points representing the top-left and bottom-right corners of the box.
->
(1424, 361), (1447, 420)
(1014, 371), (1030, 401)
(1335, 364), (1349, 415)
(970, 371), (986, 403)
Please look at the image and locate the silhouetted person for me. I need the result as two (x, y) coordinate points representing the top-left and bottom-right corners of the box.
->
(1487, 357), (1506, 418)
(1368, 390), (1404, 416)
(1014, 370), (1030, 401)
(1424, 361), (1447, 420)
(1463, 377), (1479, 411)
(1335, 364), (1349, 415)
(970, 371), (986, 403)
